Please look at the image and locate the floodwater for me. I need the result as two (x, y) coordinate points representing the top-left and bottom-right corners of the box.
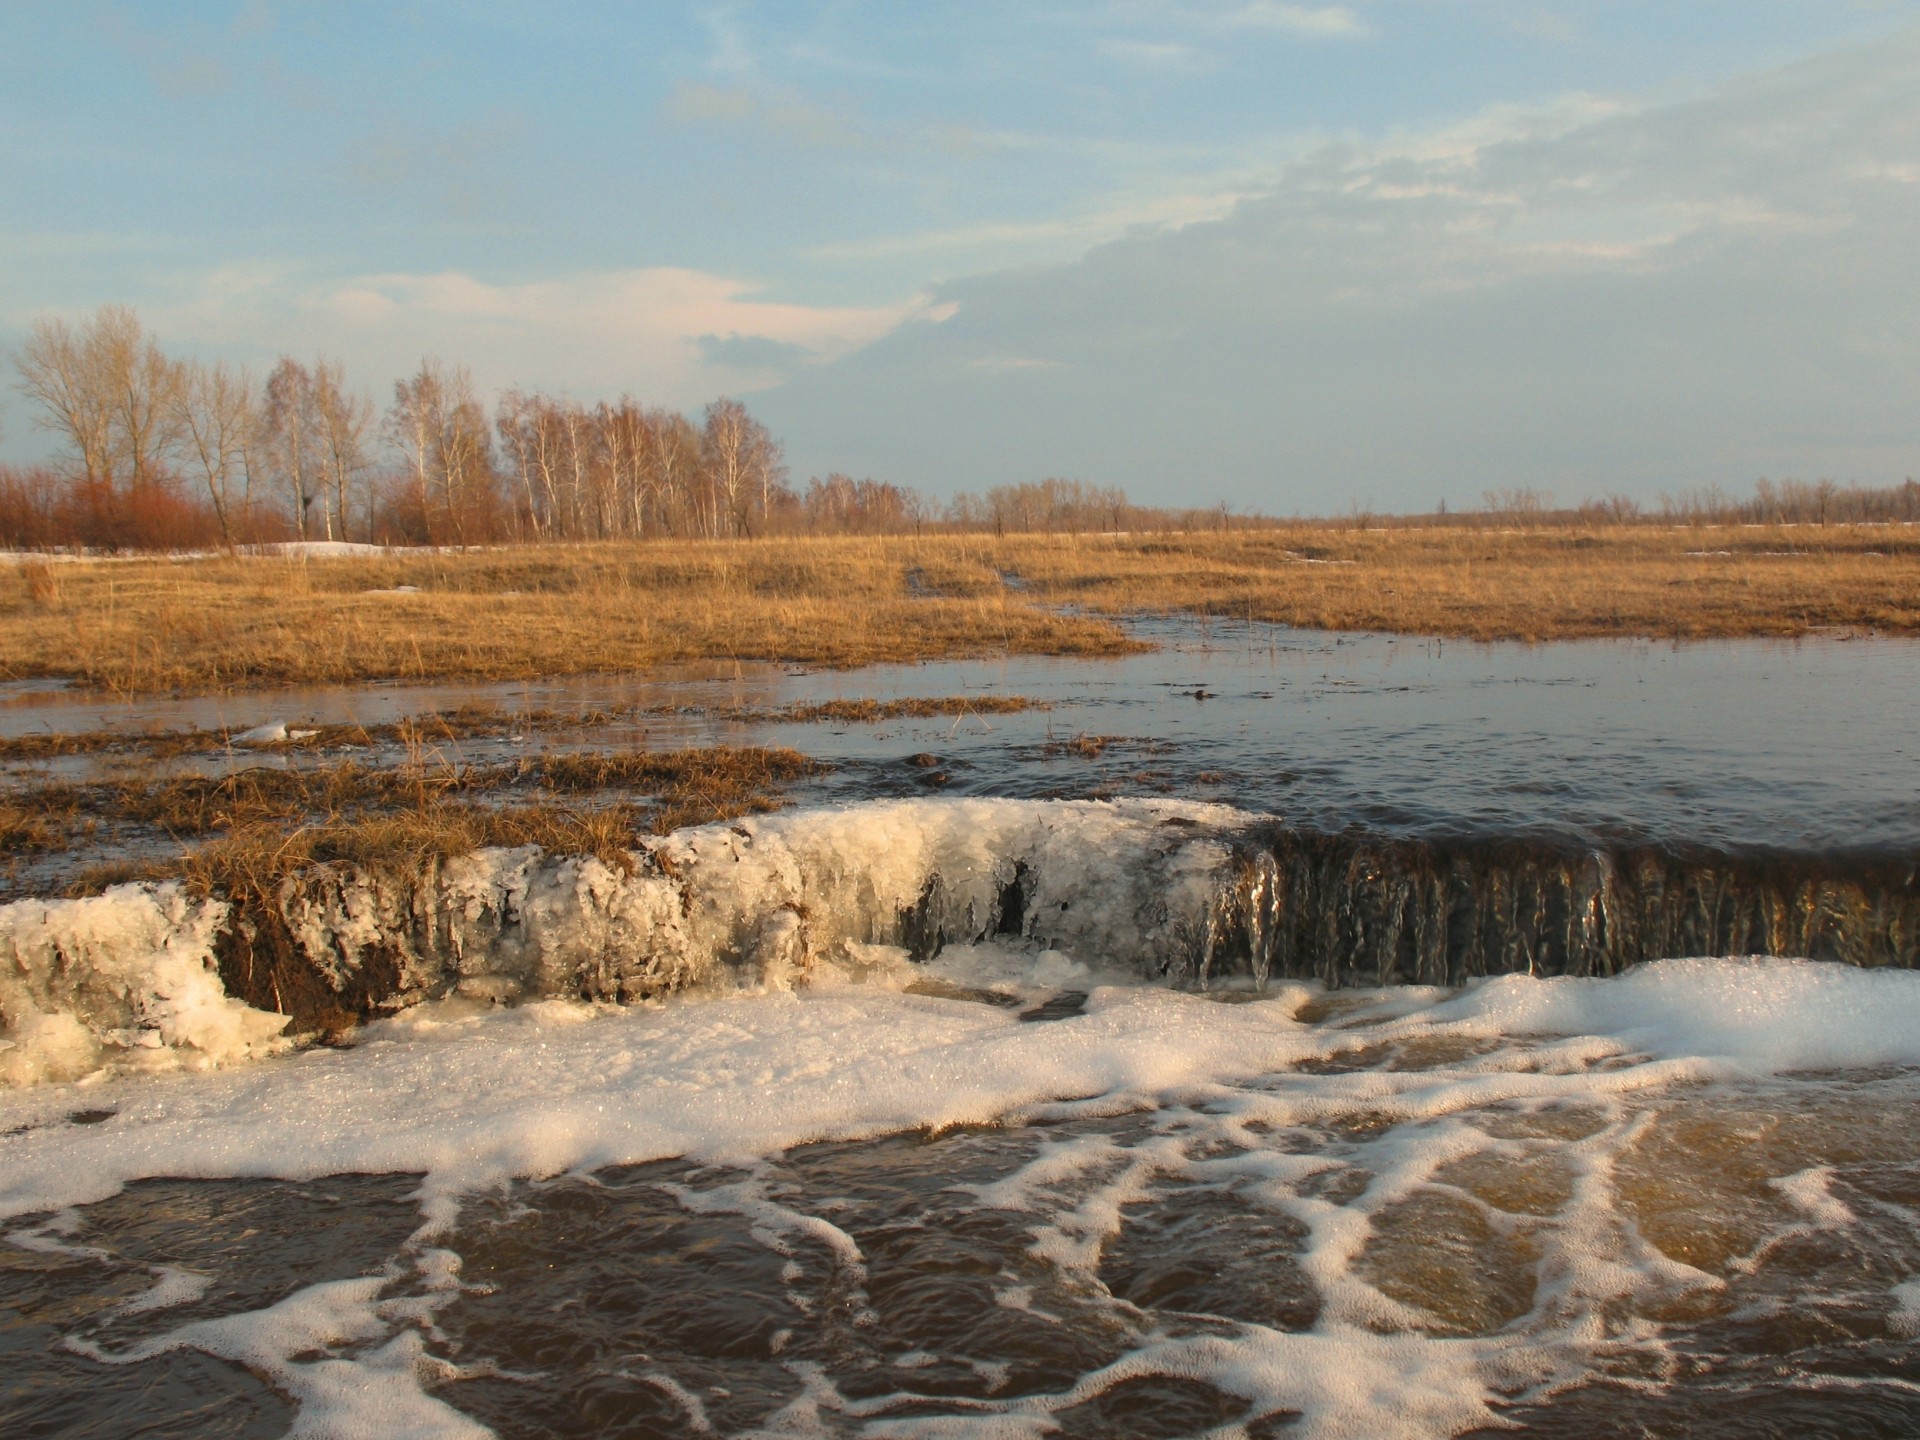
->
(6, 620), (1918, 853)
(5, 625), (1920, 1438)
(10, 979), (1920, 1439)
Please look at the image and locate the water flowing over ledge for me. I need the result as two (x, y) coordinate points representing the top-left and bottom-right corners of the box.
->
(3, 797), (1917, 1086)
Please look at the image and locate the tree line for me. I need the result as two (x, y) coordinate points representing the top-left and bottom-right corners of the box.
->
(5, 305), (1915, 552)
(1, 305), (1205, 551)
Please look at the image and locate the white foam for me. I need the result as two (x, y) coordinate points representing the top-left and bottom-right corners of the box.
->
(1422, 956), (1920, 1071)
(71, 1275), (488, 1439)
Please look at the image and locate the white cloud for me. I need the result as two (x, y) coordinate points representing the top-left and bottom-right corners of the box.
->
(124, 267), (946, 408)
(1212, 3), (1369, 37)
(807, 188), (1255, 263)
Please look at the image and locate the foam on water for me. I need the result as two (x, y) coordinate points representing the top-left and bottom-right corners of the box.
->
(7, 954), (1920, 1437)
(6, 797), (1920, 1435)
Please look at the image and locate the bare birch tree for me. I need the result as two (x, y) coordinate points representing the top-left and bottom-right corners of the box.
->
(313, 360), (372, 544)
(14, 304), (182, 491)
(701, 397), (782, 536)
(263, 359), (323, 539)
(387, 359), (493, 546)
(170, 359), (257, 550)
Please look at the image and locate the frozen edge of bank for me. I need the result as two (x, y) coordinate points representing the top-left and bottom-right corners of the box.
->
(0, 797), (1250, 1087)
(7, 791), (1920, 1090)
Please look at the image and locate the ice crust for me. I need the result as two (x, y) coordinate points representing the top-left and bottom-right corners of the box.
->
(3, 798), (1250, 1086)
(281, 795), (1245, 1008)
(0, 883), (289, 1086)
(10, 798), (1920, 1437)
(9, 797), (1920, 1092)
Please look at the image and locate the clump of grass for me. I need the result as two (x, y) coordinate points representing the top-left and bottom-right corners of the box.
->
(52, 745), (824, 899)
(1053, 734), (1118, 759)
(19, 559), (59, 610)
(0, 801), (71, 852)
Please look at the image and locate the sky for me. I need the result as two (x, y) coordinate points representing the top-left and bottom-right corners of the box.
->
(3, 0), (1919, 512)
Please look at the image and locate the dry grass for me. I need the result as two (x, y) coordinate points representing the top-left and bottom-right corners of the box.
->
(997, 525), (1920, 643)
(3, 525), (1916, 696)
(0, 800), (74, 853)
(47, 746), (822, 897)
(0, 539), (1136, 694)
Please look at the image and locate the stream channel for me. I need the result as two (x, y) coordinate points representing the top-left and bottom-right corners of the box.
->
(3, 620), (1919, 1438)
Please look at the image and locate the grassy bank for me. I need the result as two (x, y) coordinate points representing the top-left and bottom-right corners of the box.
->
(4, 525), (1916, 694)
(5, 745), (824, 894)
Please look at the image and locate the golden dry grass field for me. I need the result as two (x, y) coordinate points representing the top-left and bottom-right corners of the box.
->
(3, 524), (1917, 695)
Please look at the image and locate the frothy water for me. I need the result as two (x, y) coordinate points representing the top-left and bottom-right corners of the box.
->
(5, 958), (1920, 1436)
(4, 626), (1920, 1435)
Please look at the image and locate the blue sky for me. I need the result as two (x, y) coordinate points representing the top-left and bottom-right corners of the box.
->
(4, 1), (1919, 510)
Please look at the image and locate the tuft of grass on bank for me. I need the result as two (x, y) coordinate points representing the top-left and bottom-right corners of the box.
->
(3, 525), (1917, 696)
(51, 746), (823, 897)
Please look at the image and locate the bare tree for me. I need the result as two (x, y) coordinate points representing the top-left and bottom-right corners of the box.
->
(16, 315), (119, 488)
(645, 407), (701, 536)
(313, 359), (373, 544)
(701, 397), (783, 536)
(263, 359), (323, 538)
(170, 359), (257, 550)
(387, 359), (494, 546)
(14, 304), (182, 491)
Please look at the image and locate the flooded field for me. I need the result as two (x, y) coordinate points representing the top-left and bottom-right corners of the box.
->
(7, 620), (1918, 852)
(3, 625), (1919, 1437)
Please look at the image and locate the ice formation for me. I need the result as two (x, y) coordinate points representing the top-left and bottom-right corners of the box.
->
(4, 798), (1254, 1086)
(0, 883), (289, 1086)
(5, 795), (1919, 1090)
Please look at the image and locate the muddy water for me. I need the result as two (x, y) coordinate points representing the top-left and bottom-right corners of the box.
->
(9, 999), (1920, 1438)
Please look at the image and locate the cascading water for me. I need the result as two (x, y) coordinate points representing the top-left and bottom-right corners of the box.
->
(3, 797), (1915, 1086)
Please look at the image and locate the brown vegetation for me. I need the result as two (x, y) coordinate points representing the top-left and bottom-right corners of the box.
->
(0, 541), (1138, 692)
(994, 525), (1920, 642)
(47, 746), (821, 895)
(1, 525), (1914, 697)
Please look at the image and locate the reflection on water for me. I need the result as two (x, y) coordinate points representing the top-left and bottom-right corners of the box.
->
(7, 621), (1917, 852)
(11, 1004), (1920, 1438)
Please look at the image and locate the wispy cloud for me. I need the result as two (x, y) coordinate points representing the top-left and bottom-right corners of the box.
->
(342, 113), (531, 223)
(1095, 37), (1210, 69)
(699, 6), (756, 77)
(1211, 3), (1369, 38)
(665, 80), (867, 149)
(808, 188), (1255, 262)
